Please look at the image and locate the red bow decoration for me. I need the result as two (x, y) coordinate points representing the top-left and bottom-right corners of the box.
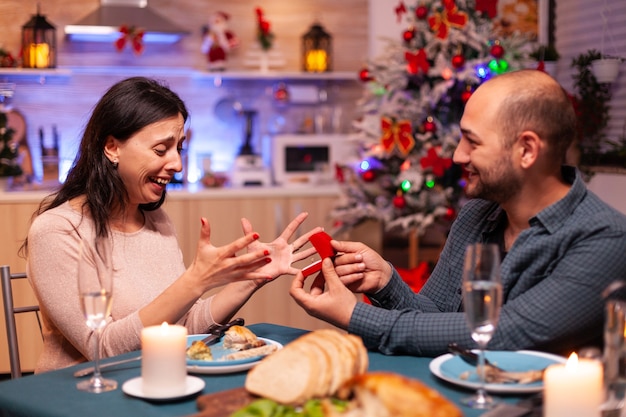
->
(420, 147), (453, 177)
(405, 49), (430, 75)
(395, 1), (407, 23)
(381, 117), (415, 155)
(427, 0), (468, 40)
(115, 25), (145, 55)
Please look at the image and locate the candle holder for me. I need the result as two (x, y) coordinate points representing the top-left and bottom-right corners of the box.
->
(302, 22), (332, 73)
(21, 5), (57, 69)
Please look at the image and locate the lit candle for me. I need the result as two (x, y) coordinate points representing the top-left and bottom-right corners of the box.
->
(29, 43), (49, 68)
(141, 322), (188, 396)
(306, 50), (327, 72)
(543, 352), (603, 417)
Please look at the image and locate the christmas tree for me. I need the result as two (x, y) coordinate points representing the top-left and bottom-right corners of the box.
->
(332, 0), (534, 237)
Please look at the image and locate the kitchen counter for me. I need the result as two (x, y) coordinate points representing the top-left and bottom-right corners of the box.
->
(0, 183), (342, 203)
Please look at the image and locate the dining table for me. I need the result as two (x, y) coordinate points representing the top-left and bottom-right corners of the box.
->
(0, 323), (540, 417)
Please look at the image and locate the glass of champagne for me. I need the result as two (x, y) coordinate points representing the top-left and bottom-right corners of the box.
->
(76, 237), (117, 393)
(461, 243), (502, 409)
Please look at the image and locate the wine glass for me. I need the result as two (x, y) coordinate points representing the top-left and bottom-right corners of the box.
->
(76, 237), (117, 393)
(461, 243), (502, 409)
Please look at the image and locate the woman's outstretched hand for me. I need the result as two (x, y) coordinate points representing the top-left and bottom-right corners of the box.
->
(188, 217), (273, 293)
(241, 212), (322, 281)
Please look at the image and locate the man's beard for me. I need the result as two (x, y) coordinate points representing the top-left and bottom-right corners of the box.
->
(465, 159), (522, 203)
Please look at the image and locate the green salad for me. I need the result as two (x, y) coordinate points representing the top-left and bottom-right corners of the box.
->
(230, 398), (350, 417)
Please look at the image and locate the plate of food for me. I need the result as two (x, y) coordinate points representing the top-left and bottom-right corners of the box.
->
(429, 350), (566, 394)
(186, 325), (282, 374)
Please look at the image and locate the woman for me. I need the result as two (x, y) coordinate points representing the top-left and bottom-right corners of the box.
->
(23, 77), (319, 373)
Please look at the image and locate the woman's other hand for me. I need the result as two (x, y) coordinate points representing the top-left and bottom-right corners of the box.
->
(241, 212), (322, 281)
(187, 217), (273, 294)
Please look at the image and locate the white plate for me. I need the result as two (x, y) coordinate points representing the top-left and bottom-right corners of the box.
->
(429, 350), (566, 394)
(122, 376), (205, 401)
(186, 335), (282, 375)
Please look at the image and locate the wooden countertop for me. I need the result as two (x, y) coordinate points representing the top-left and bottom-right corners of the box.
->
(0, 183), (342, 203)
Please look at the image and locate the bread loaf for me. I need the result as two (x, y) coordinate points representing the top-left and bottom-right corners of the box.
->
(244, 329), (368, 405)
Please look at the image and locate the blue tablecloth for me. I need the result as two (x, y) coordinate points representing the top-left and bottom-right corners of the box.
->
(0, 323), (530, 417)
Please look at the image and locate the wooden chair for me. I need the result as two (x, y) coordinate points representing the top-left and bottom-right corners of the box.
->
(1, 265), (41, 379)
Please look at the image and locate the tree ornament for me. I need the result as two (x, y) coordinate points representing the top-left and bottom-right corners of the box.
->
(403, 28), (416, 42)
(381, 117), (415, 155)
(359, 67), (373, 82)
(428, 0), (468, 40)
(451, 54), (465, 69)
(422, 117), (436, 133)
(393, 193), (407, 209)
(361, 169), (376, 182)
(415, 5), (429, 20)
(420, 147), (453, 176)
(405, 49), (430, 75)
(490, 42), (504, 59)
(461, 87), (473, 103)
(444, 206), (456, 221)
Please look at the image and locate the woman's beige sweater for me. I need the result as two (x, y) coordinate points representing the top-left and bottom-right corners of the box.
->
(27, 201), (215, 373)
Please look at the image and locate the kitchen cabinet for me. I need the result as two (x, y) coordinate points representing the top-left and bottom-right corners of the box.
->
(0, 186), (343, 373)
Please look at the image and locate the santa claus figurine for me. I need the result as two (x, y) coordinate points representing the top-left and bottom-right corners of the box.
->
(201, 11), (239, 70)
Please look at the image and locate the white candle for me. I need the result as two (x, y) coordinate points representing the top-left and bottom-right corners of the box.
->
(543, 353), (603, 417)
(141, 322), (188, 396)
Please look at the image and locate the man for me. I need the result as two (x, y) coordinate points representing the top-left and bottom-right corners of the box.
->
(290, 70), (626, 357)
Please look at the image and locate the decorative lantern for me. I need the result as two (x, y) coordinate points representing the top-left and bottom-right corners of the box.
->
(21, 6), (57, 69)
(302, 22), (332, 73)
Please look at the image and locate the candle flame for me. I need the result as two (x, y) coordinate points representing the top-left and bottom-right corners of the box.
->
(565, 352), (579, 370)
(160, 322), (169, 330)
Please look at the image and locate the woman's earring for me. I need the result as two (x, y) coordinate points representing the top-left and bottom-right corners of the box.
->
(112, 159), (119, 169)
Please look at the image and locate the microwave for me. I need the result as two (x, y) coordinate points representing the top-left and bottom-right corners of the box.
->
(271, 134), (355, 186)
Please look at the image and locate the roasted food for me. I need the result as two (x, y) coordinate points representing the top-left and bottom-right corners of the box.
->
(331, 372), (462, 417)
(460, 364), (545, 384)
(187, 340), (213, 361)
(223, 344), (278, 361)
(223, 325), (267, 350)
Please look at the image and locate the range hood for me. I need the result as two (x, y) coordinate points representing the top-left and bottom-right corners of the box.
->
(64, 0), (189, 44)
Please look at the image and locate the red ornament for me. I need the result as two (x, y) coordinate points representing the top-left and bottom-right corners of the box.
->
(461, 89), (473, 103)
(403, 28), (415, 42)
(490, 43), (505, 59)
(273, 83), (289, 103)
(361, 170), (376, 182)
(422, 117), (437, 133)
(381, 117), (415, 155)
(415, 5), (429, 20)
(359, 68), (373, 82)
(115, 25), (145, 55)
(393, 194), (407, 209)
(451, 54), (465, 69)
(444, 206), (456, 221)
(405, 49), (430, 75)
(420, 147), (453, 177)
(395, 1), (407, 22)
(428, 0), (468, 40)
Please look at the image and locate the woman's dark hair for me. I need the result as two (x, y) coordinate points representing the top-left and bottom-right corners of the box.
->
(21, 77), (188, 255)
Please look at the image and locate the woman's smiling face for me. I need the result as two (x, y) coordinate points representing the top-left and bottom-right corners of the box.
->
(106, 114), (186, 206)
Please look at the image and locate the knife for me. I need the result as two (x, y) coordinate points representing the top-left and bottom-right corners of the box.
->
(198, 317), (245, 346)
(447, 342), (507, 372)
